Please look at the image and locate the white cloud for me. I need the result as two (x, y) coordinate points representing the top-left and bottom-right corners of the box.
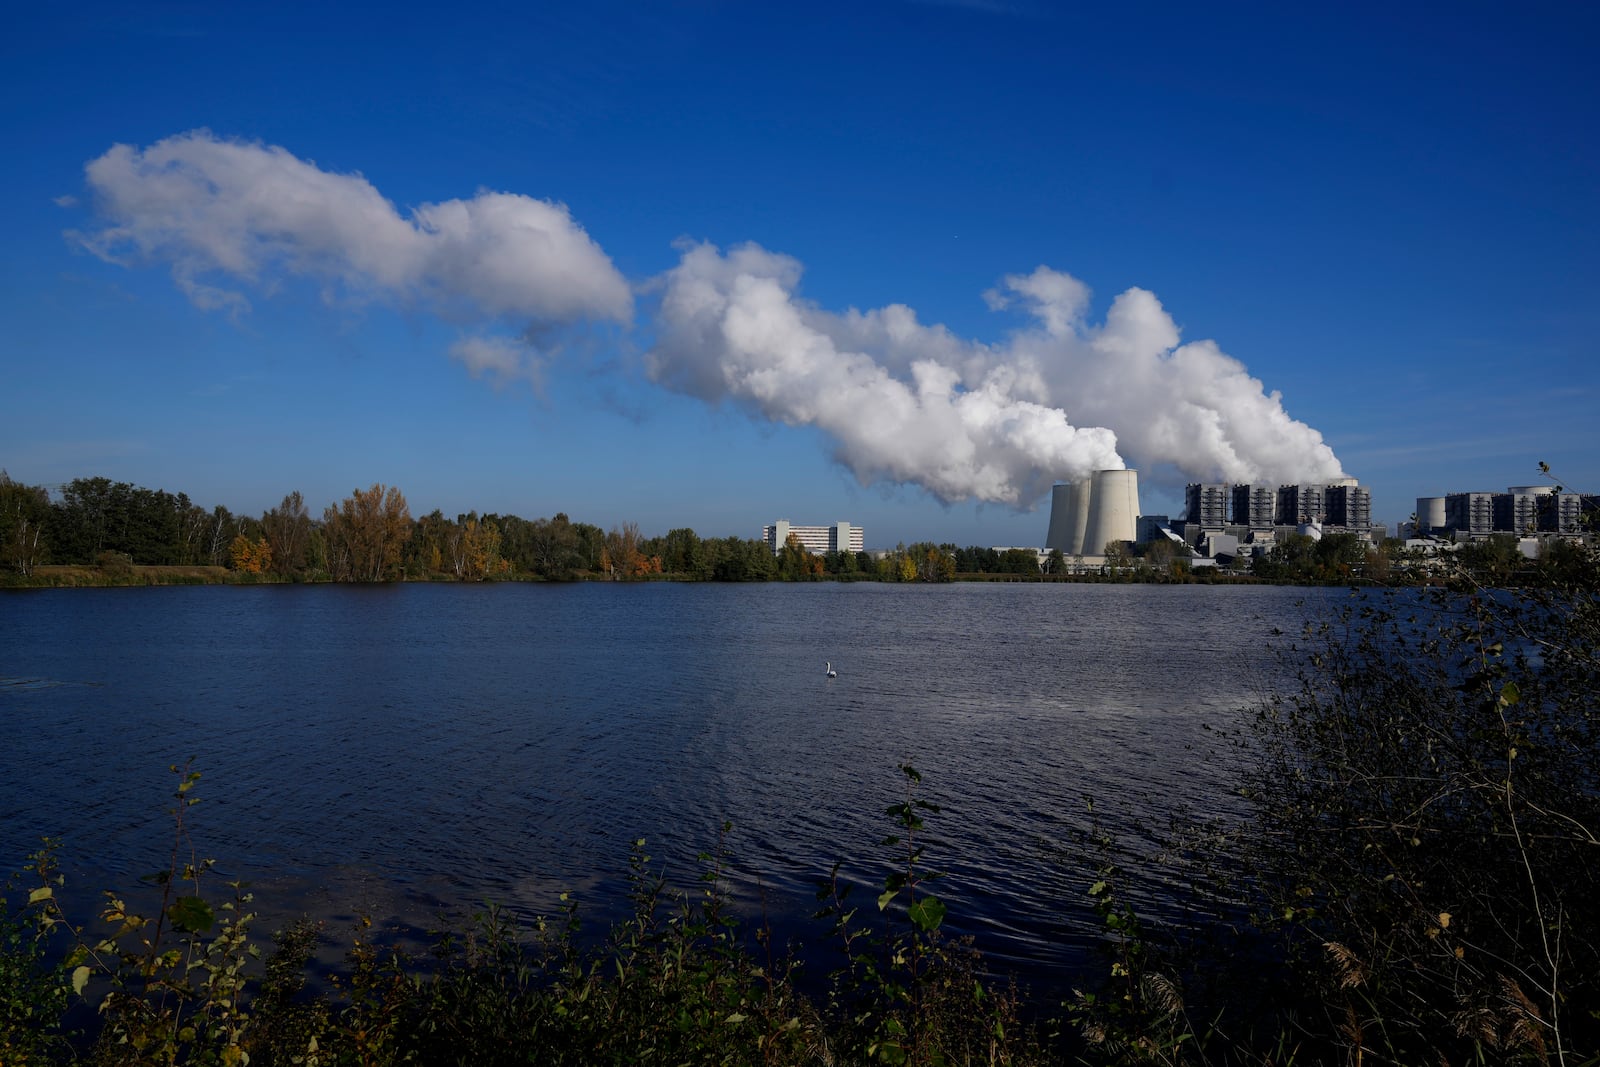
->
(649, 244), (1343, 508)
(74, 130), (633, 328)
(449, 335), (543, 389)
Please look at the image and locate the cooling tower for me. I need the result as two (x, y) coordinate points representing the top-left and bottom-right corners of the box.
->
(1416, 496), (1446, 532)
(1046, 469), (1140, 556)
(1045, 479), (1093, 555)
(1083, 469), (1139, 555)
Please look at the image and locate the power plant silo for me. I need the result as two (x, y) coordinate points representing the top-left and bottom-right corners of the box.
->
(1416, 496), (1446, 533)
(1045, 469), (1139, 556)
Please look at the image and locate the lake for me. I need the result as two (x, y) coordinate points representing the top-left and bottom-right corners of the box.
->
(0, 581), (1342, 995)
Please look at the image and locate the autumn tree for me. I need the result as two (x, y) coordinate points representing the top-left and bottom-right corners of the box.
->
(229, 534), (273, 574)
(322, 484), (412, 582)
(603, 523), (643, 580)
(262, 491), (311, 578)
(445, 513), (504, 580)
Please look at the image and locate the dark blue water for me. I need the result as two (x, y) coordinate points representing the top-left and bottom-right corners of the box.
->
(0, 581), (1339, 992)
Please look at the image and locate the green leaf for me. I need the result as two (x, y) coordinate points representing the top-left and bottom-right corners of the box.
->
(168, 895), (215, 934)
(72, 965), (90, 995)
(878, 888), (897, 911)
(1499, 681), (1521, 707)
(28, 886), (53, 904)
(908, 895), (946, 933)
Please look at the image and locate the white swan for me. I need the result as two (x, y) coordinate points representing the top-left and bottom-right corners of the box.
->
(825, 661), (837, 678)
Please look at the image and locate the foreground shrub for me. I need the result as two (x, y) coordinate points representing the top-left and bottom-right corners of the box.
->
(3, 766), (1047, 1066)
(1238, 552), (1600, 1063)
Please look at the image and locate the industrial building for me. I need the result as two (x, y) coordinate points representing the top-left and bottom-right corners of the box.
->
(1326, 483), (1372, 529)
(1277, 483), (1333, 526)
(1185, 484), (1230, 528)
(1442, 492), (1495, 536)
(1180, 478), (1375, 540)
(1415, 487), (1594, 539)
(1046, 471), (1381, 565)
(1231, 484), (1276, 529)
(761, 520), (864, 556)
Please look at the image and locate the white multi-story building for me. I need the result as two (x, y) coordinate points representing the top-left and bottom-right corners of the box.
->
(761, 520), (865, 555)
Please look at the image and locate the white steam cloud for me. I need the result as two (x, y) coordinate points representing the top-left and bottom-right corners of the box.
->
(73, 130), (632, 336)
(69, 131), (1345, 508)
(648, 242), (1123, 505)
(649, 244), (1343, 502)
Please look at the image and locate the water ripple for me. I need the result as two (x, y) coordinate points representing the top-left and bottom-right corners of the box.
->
(0, 581), (1338, 996)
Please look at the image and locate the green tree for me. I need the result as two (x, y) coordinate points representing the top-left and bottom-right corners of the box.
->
(49, 476), (118, 563)
(658, 527), (709, 578)
(525, 513), (582, 578)
(1459, 532), (1525, 584)
(777, 532), (810, 580)
(571, 520), (607, 573)
(0, 471), (50, 576)
(906, 542), (956, 582)
(202, 505), (240, 568)
(998, 548), (1039, 576)
(712, 536), (776, 581)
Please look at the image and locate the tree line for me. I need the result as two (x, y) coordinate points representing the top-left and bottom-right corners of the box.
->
(0, 472), (1070, 584)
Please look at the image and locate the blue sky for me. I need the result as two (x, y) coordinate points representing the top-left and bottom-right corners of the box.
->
(3, 1), (1596, 547)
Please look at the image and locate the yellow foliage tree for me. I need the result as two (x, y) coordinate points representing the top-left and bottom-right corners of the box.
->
(228, 534), (272, 574)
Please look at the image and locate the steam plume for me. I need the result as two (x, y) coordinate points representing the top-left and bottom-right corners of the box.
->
(651, 245), (1343, 501)
(649, 242), (1124, 506)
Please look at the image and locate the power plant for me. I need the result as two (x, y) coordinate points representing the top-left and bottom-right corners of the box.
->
(1045, 469), (1140, 558)
(1046, 471), (1389, 568)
